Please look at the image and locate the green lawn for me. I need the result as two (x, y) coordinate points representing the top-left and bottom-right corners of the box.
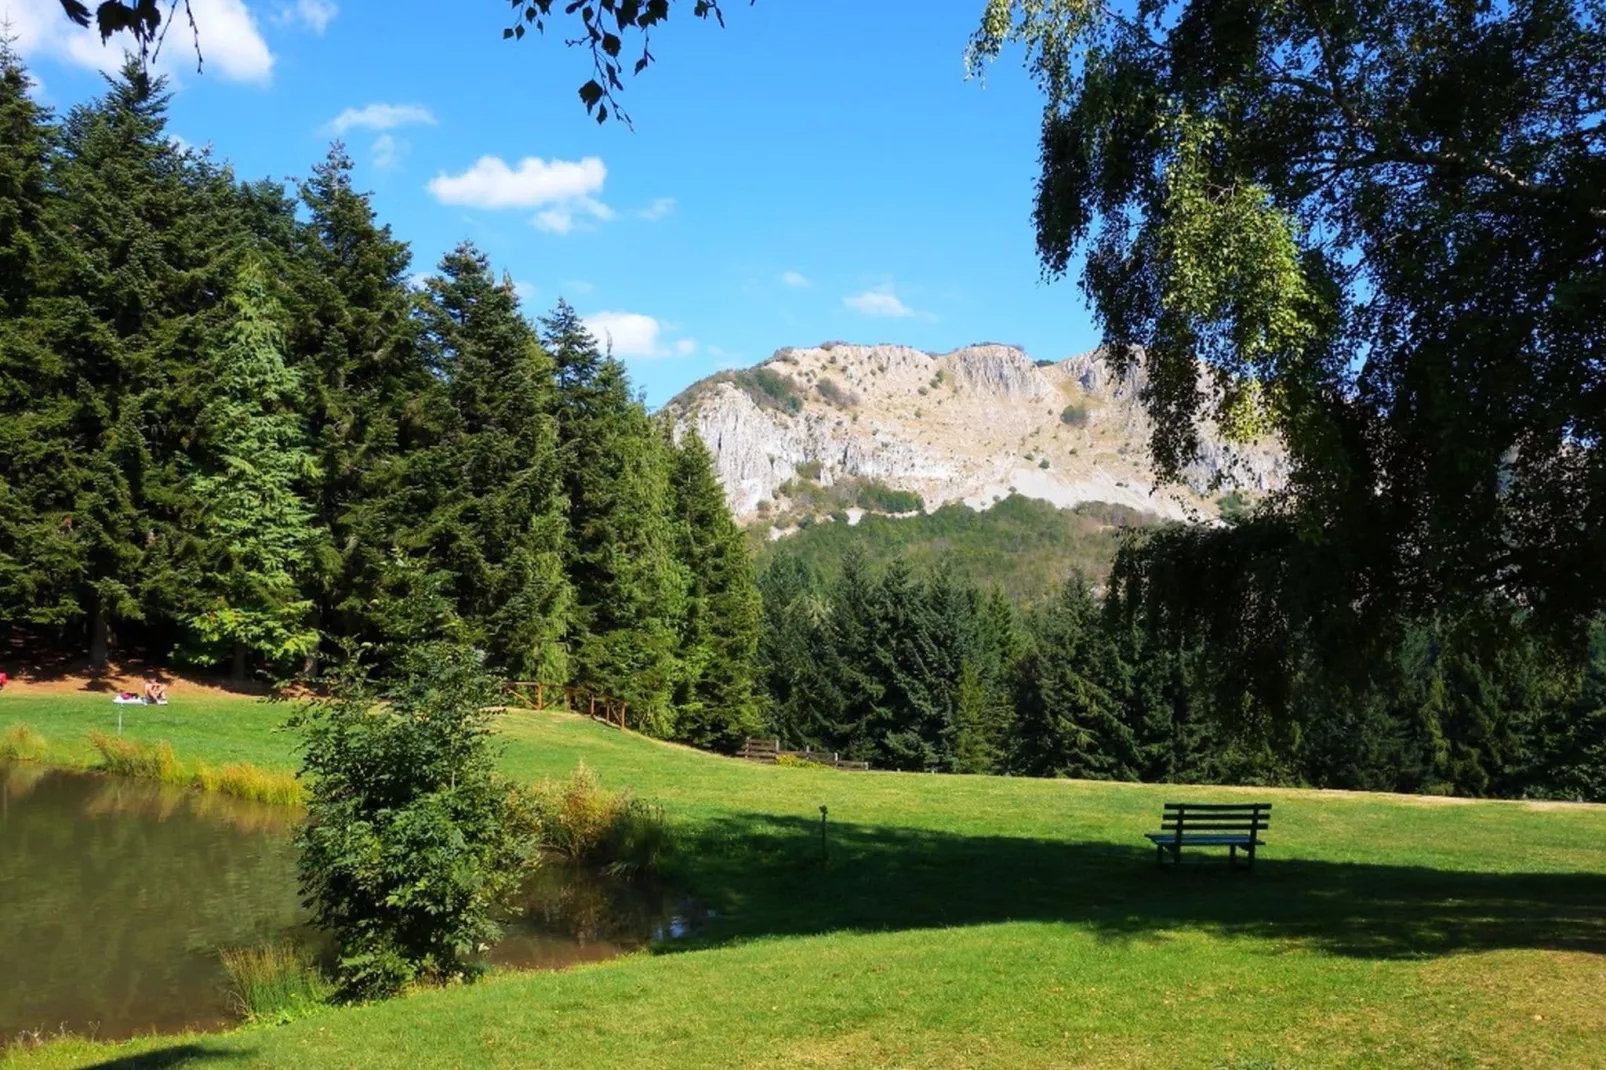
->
(4, 691), (1605, 1068)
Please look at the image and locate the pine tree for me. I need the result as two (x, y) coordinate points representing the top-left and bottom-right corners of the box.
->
(543, 301), (684, 731)
(181, 258), (319, 680)
(419, 243), (571, 681)
(668, 428), (762, 749)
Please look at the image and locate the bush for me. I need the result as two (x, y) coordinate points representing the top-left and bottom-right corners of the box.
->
(1061, 402), (1090, 427)
(856, 481), (924, 514)
(775, 753), (827, 769)
(795, 460), (822, 481)
(1039, 458), (1051, 469)
(194, 761), (304, 807)
(815, 376), (858, 408)
(1218, 490), (1251, 523)
(523, 764), (670, 878)
(292, 643), (534, 999)
(0, 723), (47, 762)
(220, 943), (332, 1023)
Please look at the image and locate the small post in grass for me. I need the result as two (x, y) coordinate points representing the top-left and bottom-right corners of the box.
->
(819, 804), (829, 864)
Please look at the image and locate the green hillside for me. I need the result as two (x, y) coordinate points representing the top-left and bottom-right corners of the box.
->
(754, 494), (1160, 599)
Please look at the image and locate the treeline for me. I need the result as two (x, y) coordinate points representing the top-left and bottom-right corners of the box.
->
(0, 54), (760, 747)
(759, 547), (1606, 801)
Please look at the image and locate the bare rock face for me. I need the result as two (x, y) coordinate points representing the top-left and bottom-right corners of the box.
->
(665, 343), (1287, 523)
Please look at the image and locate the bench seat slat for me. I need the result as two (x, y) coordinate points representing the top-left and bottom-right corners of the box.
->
(1160, 822), (1272, 831)
(1146, 833), (1264, 846)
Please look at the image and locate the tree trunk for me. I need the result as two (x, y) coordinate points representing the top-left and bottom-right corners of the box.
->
(232, 640), (247, 686)
(88, 597), (109, 670)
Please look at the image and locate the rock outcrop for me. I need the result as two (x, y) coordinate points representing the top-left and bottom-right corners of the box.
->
(665, 343), (1287, 524)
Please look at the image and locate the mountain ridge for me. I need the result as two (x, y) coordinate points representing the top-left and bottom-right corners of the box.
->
(665, 342), (1286, 529)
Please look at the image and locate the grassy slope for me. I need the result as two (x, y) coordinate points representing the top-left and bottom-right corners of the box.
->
(5, 692), (1606, 1068)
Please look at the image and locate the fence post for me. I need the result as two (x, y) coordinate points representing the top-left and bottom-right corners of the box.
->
(536, 683), (544, 710)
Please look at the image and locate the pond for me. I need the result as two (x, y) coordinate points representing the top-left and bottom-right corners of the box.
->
(0, 761), (697, 1042)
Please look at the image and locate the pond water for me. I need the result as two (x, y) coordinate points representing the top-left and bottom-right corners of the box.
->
(0, 762), (696, 1042)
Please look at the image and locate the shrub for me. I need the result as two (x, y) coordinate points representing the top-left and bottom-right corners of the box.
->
(797, 513), (817, 529)
(292, 643), (534, 999)
(815, 376), (858, 408)
(524, 764), (670, 878)
(1039, 458), (1051, 469)
(795, 460), (822, 481)
(755, 499), (772, 516)
(856, 481), (924, 514)
(220, 943), (332, 1023)
(775, 753), (828, 769)
(1218, 490), (1251, 523)
(0, 723), (47, 762)
(1061, 402), (1090, 427)
(88, 732), (182, 783)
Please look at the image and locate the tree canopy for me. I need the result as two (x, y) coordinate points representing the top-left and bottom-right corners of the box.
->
(970, 0), (1606, 691)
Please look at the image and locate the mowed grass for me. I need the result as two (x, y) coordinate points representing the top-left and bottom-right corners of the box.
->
(5, 693), (1606, 1068)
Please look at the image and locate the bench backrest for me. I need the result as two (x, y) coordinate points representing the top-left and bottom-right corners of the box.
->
(1162, 802), (1272, 837)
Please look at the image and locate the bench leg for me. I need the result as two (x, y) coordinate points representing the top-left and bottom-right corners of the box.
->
(1230, 844), (1238, 868)
(1247, 843), (1256, 871)
(1156, 844), (1165, 866)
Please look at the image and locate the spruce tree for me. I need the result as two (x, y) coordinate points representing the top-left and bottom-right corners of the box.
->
(293, 145), (436, 658)
(543, 301), (684, 731)
(181, 258), (319, 681)
(420, 243), (571, 681)
(668, 428), (762, 749)
(0, 42), (69, 633)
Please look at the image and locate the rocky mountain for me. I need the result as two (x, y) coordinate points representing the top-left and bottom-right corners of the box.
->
(664, 342), (1286, 529)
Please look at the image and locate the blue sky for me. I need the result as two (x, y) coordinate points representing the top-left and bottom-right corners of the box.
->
(6, 0), (1101, 405)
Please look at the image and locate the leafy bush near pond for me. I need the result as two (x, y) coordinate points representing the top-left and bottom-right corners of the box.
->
(220, 943), (333, 1023)
(293, 642), (535, 999)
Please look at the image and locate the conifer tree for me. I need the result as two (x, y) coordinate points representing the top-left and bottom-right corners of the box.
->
(543, 301), (685, 730)
(293, 145), (436, 656)
(0, 42), (69, 633)
(420, 243), (572, 681)
(668, 428), (762, 749)
(182, 258), (319, 681)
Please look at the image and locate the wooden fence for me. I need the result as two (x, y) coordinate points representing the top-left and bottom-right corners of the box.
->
(736, 737), (870, 771)
(504, 681), (628, 730)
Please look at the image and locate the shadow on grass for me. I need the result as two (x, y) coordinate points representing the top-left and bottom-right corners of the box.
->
(665, 813), (1606, 960)
(79, 1044), (248, 1068)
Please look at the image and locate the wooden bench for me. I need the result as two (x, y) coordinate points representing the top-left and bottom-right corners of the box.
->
(1145, 802), (1271, 868)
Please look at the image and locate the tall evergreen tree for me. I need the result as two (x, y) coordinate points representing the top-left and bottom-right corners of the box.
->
(668, 428), (762, 750)
(543, 301), (684, 730)
(293, 145), (435, 657)
(181, 258), (319, 681)
(419, 243), (572, 681)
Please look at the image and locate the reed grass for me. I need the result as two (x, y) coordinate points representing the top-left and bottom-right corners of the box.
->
(525, 762), (671, 876)
(194, 760), (304, 807)
(86, 731), (304, 806)
(87, 730), (183, 783)
(219, 943), (333, 1023)
(0, 722), (49, 762)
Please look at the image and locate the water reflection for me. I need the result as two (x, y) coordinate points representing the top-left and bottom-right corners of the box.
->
(0, 762), (698, 1042)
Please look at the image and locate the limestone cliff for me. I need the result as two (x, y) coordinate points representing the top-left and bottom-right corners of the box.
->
(664, 343), (1286, 526)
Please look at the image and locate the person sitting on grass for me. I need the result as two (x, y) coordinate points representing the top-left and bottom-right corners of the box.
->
(143, 679), (167, 704)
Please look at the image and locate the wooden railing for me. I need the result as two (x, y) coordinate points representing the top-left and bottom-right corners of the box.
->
(504, 681), (628, 730)
(736, 737), (870, 771)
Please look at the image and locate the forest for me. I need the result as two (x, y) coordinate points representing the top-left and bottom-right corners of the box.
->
(2, 50), (1601, 803)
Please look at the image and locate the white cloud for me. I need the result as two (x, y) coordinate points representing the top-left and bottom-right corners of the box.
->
(844, 286), (916, 318)
(429, 155), (606, 208)
(532, 197), (614, 234)
(563, 280), (598, 296)
(371, 133), (403, 170)
(7, 0), (274, 84)
(581, 311), (694, 359)
(781, 270), (811, 288)
(330, 102), (436, 134)
(636, 196), (676, 221)
(274, 0), (337, 33)
(512, 280), (538, 307)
